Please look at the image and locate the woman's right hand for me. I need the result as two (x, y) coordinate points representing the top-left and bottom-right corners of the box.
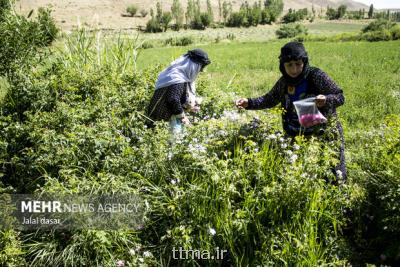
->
(235, 98), (249, 109)
(181, 116), (191, 126)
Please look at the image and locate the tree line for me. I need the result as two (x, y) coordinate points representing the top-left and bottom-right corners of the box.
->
(145, 0), (284, 32)
(143, 1), (400, 32)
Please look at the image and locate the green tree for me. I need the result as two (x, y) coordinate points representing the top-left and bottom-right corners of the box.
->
(206, 0), (214, 23)
(337, 4), (347, 19)
(171, 0), (184, 30)
(326, 6), (337, 20)
(250, 1), (261, 26)
(186, 0), (194, 25)
(264, 0), (284, 22)
(201, 12), (212, 27)
(161, 12), (172, 31)
(156, 1), (163, 22)
(218, 0), (222, 22)
(368, 4), (374, 19)
(222, 1), (232, 23)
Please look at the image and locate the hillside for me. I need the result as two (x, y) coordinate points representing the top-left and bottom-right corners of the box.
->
(16, 0), (368, 30)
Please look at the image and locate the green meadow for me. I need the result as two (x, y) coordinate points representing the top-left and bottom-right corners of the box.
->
(137, 40), (400, 130)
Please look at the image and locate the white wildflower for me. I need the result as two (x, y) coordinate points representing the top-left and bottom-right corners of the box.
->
(209, 228), (216, 236)
(222, 110), (240, 121)
(129, 248), (136, 256)
(293, 144), (300, 150)
(279, 137), (284, 143)
(217, 130), (228, 137)
(284, 150), (293, 156)
(281, 143), (287, 149)
(116, 260), (125, 267)
(188, 143), (207, 154)
(336, 170), (343, 179)
(171, 179), (177, 185)
(289, 154), (298, 163)
(167, 152), (173, 160)
(143, 251), (152, 258)
(267, 134), (277, 140)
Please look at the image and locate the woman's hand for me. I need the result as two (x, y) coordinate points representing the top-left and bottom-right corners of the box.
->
(315, 95), (326, 108)
(235, 98), (249, 109)
(181, 116), (191, 126)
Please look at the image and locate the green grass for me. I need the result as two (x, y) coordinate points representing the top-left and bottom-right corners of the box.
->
(306, 20), (366, 34)
(137, 40), (400, 131)
(0, 77), (8, 103)
(123, 19), (370, 46)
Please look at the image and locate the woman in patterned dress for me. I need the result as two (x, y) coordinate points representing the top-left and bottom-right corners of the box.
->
(235, 41), (347, 182)
(146, 49), (211, 135)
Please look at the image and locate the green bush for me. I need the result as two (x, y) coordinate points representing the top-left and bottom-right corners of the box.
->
(164, 36), (194, 46)
(37, 7), (59, 45)
(226, 11), (246, 27)
(126, 4), (138, 17)
(276, 23), (308, 39)
(200, 12), (212, 28)
(282, 8), (307, 24)
(361, 30), (392, 42)
(145, 18), (162, 33)
(362, 19), (396, 33)
(0, 230), (26, 266)
(390, 24), (400, 40)
(0, 0), (12, 22)
(0, 13), (45, 76)
(0, 10), (58, 77)
(190, 14), (206, 30)
(140, 41), (154, 49)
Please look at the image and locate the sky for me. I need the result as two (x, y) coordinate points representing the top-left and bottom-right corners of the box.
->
(354, 0), (400, 9)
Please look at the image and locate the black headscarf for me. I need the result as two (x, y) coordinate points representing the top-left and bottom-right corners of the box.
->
(186, 48), (211, 66)
(279, 42), (310, 85)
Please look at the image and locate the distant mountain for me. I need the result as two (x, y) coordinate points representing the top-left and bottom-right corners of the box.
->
(16, 0), (369, 30)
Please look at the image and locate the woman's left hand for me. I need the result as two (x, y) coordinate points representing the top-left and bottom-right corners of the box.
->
(181, 116), (191, 126)
(315, 95), (327, 108)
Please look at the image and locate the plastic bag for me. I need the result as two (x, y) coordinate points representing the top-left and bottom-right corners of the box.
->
(293, 97), (327, 128)
(169, 115), (183, 135)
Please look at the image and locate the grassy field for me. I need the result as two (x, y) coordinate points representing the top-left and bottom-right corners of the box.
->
(137, 40), (400, 130)
(114, 20), (369, 46)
